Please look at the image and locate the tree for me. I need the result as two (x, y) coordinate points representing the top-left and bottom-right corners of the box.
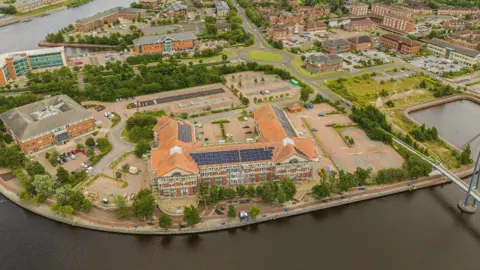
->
(85, 137), (96, 148)
(55, 184), (92, 211)
(236, 185), (247, 197)
(198, 182), (209, 206)
(458, 145), (473, 165)
(159, 213), (172, 229)
(300, 86), (314, 103)
(31, 175), (55, 202)
(247, 185), (255, 196)
(280, 179), (296, 201)
(0, 146), (25, 168)
(312, 184), (330, 199)
(276, 185), (287, 204)
(114, 195), (129, 218)
(222, 54), (228, 60)
(115, 171), (122, 179)
(26, 161), (46, 177)
(248, 206), (260, 218)
(183, 205), (200, 226)
(134, 140), (151, 158)
(261, 182), (276, 201)
(227, 205), (236, 219)
(56, 166), (70, 183)
(132, 188), (155, 219)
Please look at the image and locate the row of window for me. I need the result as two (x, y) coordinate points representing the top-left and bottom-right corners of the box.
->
(23, 117), (93, 143)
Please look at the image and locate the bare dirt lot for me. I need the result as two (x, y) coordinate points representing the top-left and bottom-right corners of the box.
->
(287, 103), (403, 173)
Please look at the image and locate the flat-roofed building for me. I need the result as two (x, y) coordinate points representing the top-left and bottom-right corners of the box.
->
(380, 33), (420, 54)
(0, 95), (95, 154)
(149, 104), (317, 198)
(346, 3), (369, 16)
(133, 32), (198, 55)
(445, 30), (480, 51)
(304, 21), (327, 33)
(0, 47), (67, 86)
(304, 54), (343, 73)
(438, 8), (478, 16)
(381, 14), (415, 33)
(426, 39), (480, 67)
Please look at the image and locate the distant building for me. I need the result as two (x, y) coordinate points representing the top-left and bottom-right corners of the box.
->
(0, 95), (94, 154)
(75, 7), (146, 32)
(344, 18), (376, 32)
(372, 3), (413, 19)
(304, 21), (327, 33)
(0, 47), (67, 86)
(304, 54), (343, 73)
(165, 3), (187, 17)
(445, 30), (480, 51)
(139, 0), (158, 8)
(346, 3), (369, 16)
(323, 39), (351, 54)
(133, 32), (198, 55)
(443, 19), (468, 31)
(215, 1), (230, 18)
(216, 21), (232, 32)
(348, 35), (373, 51)
(426, 39), (480, 67)
(399, 4), (433, 15)
(294, 5), (330, 17)
(380, 33), (420, 54)
(381, 14), (415, 34)
(437, 8), (478, 16)
(267, 24), (288, 40)
(14, 0), (64, 13)
(149, 104), (317, 198)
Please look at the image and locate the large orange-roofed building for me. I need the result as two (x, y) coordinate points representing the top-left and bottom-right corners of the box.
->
(148, 104), (317, 198)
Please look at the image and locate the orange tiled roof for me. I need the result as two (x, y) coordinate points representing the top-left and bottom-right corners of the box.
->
(253, 104), (288, 141)
(151, 150), (198, 177)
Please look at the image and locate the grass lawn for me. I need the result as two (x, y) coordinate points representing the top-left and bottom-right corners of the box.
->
(325, 73), (426, 106)
(247, 51), (283, 62)
(16, 2), (66, 17)
(382, 91), (461, 169)
(183, 50), (236, 63)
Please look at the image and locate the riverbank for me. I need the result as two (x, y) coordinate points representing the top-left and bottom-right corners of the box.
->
(38, 41), (117, 49)
(0, 4), (66, 28)
(0, 164), (474, 235)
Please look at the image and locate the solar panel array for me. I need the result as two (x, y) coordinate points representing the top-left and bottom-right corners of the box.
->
(190, 147), (275, 165)
(273, 106), (296, 137)
(240, 148), (274, 162)
(177, 123), (192, 143)
(190, 150), (240, 165)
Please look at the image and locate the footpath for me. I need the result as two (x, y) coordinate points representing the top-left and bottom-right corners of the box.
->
(0, 165), (474, 235)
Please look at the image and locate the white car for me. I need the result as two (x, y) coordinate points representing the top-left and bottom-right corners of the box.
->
(70, 154), (76, 160)
(86, 167), (93, 174)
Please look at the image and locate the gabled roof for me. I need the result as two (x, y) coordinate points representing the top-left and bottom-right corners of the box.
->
(133, 32), (197, 46)
(382, 34), (420, 47)
(348, 35), (372, 44)
(323, 39), (350, 46)
(151, 151), (198, 177)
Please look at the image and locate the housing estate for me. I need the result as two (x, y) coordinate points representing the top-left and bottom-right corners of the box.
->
(344, 19), (376, 32)
(0, 95), (94, 154)
(149, 104), (317, 198)
(304, 54), (343, 73)
(380, 33), (420, 55)
(75, 7), (146, 32)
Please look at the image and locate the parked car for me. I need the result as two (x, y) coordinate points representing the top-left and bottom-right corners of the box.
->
(318, 113), (325, 117)
(325, 124), (333, 127)
(71, 154), (77, 160)
(243, 126), (250, 129)
(245, 131), (253, 134)
(86, 167), (93, 174)
(311, 128), (318, 132)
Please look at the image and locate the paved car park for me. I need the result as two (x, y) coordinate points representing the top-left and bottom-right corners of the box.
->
(410, 55), (464, 75)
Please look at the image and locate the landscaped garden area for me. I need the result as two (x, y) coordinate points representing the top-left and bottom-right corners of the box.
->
(247, 51), (283, 62)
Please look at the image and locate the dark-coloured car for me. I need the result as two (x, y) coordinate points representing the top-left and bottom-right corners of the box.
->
(245, 131), (253, 134)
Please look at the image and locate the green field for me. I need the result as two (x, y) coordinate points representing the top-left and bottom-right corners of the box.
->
(325, 73), (425, 106)
(246, 51), (283, 62)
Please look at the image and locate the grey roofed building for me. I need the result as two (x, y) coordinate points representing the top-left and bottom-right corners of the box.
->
(166, 3), (187, 12)
(323, 39), (350, 46)
(0, 95), (93, 141)
(427, 38), (480, 58)
(305, 54), (342, 64)
(76, 7), (121, 23)
(215, 1), (230, 11)
(348, 35), (371, 44)
(133, 32), (197, 46)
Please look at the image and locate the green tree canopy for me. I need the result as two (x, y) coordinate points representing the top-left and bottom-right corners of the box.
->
(132, 188), (155, 219)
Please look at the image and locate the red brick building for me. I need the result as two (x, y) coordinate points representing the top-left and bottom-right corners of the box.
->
(75, 7), (146, 32)
(139, 0), (158, 8)
(267, 25), (288, 40)
(372, 3), (413, 18)
(294, 4), (330, 17)
(438, 8), (478, 16)
(349, 35), (373, 51)
(304, 54), (343, 73)
(381, 14), (415, 33)
(0, 95), (94, 154)
(380, 34), (420, 54)
(344, 18), (376, 32)
(133, 32), (198, 55)
(165, 3), (187, 17)
(323, 39), (351, 54)
(443, 19), (468, 30)
(304, 21), (327, 33)
(399, 4), (433, 15)
(347, 3), (369, 16)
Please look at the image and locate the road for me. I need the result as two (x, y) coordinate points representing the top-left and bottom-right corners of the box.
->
(92, 116), (134, 174)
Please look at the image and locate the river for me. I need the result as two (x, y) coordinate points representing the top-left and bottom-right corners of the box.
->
(2, 3), (480, 269)
(0, 0), (135, 55)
